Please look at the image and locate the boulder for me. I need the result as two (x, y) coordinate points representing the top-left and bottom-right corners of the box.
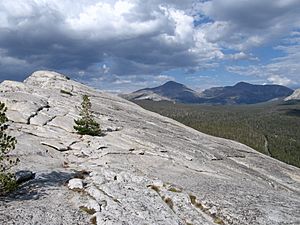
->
(68, 178), (84, 190)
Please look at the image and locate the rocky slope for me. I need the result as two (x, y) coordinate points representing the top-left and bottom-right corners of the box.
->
(0, 71), (300, 225)
(285, 88), (300, 101)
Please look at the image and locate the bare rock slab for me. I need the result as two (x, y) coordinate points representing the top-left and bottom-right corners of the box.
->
(0, 70), (299, 225)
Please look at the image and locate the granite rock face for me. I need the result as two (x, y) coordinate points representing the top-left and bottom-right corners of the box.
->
(285, 88), (300, 101)
(0, 71), (300, 225)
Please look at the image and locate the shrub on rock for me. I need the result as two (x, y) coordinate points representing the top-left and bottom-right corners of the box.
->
(74, 95), (101, 136)
(0, 102), (19, 195)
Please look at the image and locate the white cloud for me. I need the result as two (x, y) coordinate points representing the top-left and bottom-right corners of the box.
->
(227, 52), (258, 61)
(267, 75), (292, 86)
(159, 7), (194, 45)
(198, 0), (300, 50)
(66, 1), (165, 40)
(226, 34), (300, 86)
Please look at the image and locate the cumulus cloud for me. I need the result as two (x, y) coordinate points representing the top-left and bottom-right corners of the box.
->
(267, 75), (292, 86)
(199, 0), (300, 50)
(0, 0), (299, 90)
(226, 34), (300, 86)
(0, 0), (223, 82)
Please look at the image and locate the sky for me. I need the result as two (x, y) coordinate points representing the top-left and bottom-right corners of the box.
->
(0, 0), (300, 93)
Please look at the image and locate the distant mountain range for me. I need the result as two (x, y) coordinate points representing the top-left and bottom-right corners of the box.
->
(122, 81), (294, 105)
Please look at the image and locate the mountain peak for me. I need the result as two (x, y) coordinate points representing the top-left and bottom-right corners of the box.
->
(123, 80), (201, 103)
(161, 80), (185, 88)
(234, 81), (252, 87)
(26, 70), (70, 81)
(24, 70), (75, 91)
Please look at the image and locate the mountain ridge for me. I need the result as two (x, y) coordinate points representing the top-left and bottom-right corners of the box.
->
(0, 71), (300, 224)
(123, 81), (293, 104)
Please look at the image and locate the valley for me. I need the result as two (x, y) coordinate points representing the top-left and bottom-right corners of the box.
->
(135, 100), (300, 168)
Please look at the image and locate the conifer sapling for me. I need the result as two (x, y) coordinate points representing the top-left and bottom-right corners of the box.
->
(74, 95), (101, 136)
(0, 102), (19, 194)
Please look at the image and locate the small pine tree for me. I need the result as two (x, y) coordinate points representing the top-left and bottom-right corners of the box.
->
(0, 102), (19, 194)
(74, 95), (101, 136)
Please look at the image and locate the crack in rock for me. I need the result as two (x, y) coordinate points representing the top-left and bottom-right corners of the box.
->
(41, 141), (70, 152)
(27, 104), (50, 125)
(43, 115), (57, 126)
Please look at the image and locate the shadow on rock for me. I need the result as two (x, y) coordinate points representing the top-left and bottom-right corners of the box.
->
(0, 170), (75, 202)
